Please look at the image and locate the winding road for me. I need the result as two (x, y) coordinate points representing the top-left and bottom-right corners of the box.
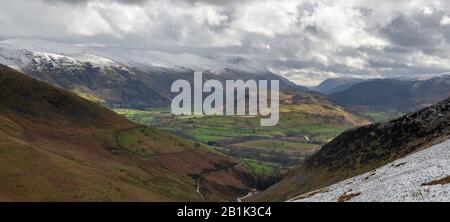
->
(116, 126), (249, 202)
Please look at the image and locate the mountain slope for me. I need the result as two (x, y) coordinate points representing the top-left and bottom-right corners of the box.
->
(311, 78), (366, 95)
(0, 39), (306, 109)
(253, 96), (450, 201)
(291, 139), (450, 202)
(0, 64), (252, 201)
(329, 77), (450, 112)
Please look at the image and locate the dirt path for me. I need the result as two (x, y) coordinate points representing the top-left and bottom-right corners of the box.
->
(195, 163), (242, 201)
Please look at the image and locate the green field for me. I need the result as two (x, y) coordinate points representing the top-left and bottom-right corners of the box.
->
(113, 107), (356, 173)
(361, 111), (405, 123)
(114, 108), (350, 143)
(240, 158), (279, 177)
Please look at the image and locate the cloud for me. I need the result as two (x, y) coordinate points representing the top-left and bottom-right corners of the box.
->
(1, 0), (450, 85)
(440, 16), (450, 26)
(43, 0), (149, 5)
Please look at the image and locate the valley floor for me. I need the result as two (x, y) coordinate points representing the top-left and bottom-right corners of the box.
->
(291, 139), (450, 202)
(113, 105), (364, 190)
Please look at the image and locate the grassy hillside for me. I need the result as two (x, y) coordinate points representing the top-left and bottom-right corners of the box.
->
(0, 64), (252, 201)
(253, 96), (450, 201)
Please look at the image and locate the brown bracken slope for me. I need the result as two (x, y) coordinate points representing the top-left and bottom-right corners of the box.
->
(0, 64), (252, 201)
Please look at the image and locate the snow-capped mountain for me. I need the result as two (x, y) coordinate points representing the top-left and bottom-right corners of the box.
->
(0, 38), (272, 76)
(0, 42), (118, 71)
(0, 39), (304, 108)
(291, 139), (450, 202)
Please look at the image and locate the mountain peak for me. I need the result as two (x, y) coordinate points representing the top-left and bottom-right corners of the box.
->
(0, 38), (271, 75)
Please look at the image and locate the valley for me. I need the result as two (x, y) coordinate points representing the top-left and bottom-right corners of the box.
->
(113, 91), (370, 190)
(2, 0), (450, 205)
(1, 38), (448, 202)
(0, 39), (376, 200)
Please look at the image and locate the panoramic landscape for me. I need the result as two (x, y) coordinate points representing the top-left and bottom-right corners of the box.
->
(0, 0), (449, 204)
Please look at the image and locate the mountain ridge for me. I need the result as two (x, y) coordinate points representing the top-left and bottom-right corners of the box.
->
(329, 77), (450, 112)
(311, 77), (366, 95)
(0, 39), (306, 109)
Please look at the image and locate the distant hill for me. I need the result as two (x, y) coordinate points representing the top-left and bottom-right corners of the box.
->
(0, 39), (306, 109)
(0, 64), (252, 201)
(311, 77), (366, 95)
(252, 96), (450, 201)
(329, 77), (450, 112)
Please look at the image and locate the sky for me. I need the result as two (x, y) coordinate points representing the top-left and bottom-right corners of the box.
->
(1, 0), (450, 85)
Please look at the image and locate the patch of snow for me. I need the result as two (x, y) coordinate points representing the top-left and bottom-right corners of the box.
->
(0, 40), (117, 70)
(290, 139), (450, 202)
(0, 44), (33, 70)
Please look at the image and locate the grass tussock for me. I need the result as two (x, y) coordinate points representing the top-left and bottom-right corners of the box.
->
(337, 190), (361, 202)
(421, 176), (450, 186)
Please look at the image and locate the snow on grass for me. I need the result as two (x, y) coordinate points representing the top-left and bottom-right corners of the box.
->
(291, 139), (450, 202)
